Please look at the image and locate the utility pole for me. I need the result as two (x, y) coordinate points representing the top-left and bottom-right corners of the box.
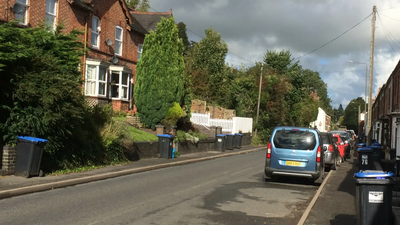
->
(367, 5), (376, 146)
(255, 64), (263, 136)
(364, 64), (368, 112)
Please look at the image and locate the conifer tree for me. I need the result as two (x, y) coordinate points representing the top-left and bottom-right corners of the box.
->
(134, 17), (185, 129)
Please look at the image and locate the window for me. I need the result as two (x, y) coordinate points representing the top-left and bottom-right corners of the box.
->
(115, 26), (123, 55)
(121, 73), (129, 99)
(273, 130), (317, 150)
(45, 0), (57, 31)
(110, 72), (120, 98)
(15, 0), (28, 25)
(86, 65), (96, 95)
(91, 16), (100, 48)
(85, 65), (108, 96)
(137, 44), (143, 60)
(98, 67), (107, 95)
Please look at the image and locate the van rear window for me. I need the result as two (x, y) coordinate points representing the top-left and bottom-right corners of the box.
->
(273, 130), (317, 150)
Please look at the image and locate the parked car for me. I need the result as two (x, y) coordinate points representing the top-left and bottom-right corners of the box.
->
(330, 130), (352, 159)
(320, 132), (341, 170)
(332, 134), (346, 162)
(264, 126), (325, 184)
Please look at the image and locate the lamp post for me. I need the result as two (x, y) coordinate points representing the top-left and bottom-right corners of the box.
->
(347, 60), (368, 112)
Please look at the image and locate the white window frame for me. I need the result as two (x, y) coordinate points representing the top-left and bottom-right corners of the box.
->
(109, 66), (132, 101)
(91, 16), (100, 48)
(85, 65), (97, 96)
(15, 0), (29, 25)
(115, 26), (123, 56)
(45, 0), (57, 31)
(137, 43), (143, 60)
(85, 60), (110, 97)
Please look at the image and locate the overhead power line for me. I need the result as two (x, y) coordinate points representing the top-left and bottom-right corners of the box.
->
(295, 13), (372, 60)
(377, 12), (400, 57)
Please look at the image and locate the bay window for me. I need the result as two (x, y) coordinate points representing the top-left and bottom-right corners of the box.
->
(110, 66), (132, 100)
(85, 62), (108, 97)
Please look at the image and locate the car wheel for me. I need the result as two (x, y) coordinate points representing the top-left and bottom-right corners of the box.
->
(263, 175), (271, 182)
(314, 173), (324, 185)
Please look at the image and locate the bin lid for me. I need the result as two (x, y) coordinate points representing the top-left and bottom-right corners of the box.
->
(371, 142), (382, 146)
(216, 134), (226, 137)
(18, 136), (48, 143)
(235, 133), (243, 136)
(357, 147), (372, 152)
(357, 143), (366, 147)
(226, 133), (234, 136)
(355, 170), (394, 178)
(157, 134), (174, 138)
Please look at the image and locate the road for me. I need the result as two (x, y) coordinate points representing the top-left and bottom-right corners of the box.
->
(0, 150), (320, 225)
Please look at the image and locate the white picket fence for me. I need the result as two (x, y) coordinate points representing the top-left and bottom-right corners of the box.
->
(190, 113), (253, 134)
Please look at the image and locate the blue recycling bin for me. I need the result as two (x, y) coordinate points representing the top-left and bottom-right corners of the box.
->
(355, 171), (395, 225)
(368, 145), (383, 163)
(358, 147), (373, 171)
(357, 143), (367, 148)
(15, 136), (48, 178)
(233, 133), (243, 149)
(225, 134), (234, 150)
(157, 134), (174, 159)
(216, 134), (226, 152)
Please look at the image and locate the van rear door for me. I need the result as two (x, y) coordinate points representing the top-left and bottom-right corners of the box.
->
(270, 128), (318, 172)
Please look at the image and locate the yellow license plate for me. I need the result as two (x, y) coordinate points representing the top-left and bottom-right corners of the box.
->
(285, 161), (301, 166)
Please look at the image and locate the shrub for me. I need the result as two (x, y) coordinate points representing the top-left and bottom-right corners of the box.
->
(100, 120), (132, 164)
(162, 102), (183, 132)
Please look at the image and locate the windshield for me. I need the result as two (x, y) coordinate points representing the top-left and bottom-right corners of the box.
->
(273, 129), (317, 150)
(333, 136), (338, 143)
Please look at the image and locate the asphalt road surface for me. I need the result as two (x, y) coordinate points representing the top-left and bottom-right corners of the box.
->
(0, 150), (320, 225)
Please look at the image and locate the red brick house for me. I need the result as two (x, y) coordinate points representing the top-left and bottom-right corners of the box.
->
(0, 0), (149, 111)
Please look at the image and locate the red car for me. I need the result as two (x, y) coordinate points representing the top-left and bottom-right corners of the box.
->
(333, 134), (346, 162)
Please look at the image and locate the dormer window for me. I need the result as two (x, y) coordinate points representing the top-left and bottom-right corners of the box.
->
(91, 16), (100, 48)
(15, 0), (29, 25)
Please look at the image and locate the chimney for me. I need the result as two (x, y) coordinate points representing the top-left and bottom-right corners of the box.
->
(170, 8), (172, 15)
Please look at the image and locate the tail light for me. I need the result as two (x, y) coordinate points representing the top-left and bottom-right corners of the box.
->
(328, 144), (334, 152)
(316, 146), (321, 162)
(267, 142), (271, 158)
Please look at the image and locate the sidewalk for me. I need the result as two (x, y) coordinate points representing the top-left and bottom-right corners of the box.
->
(303, 158), (358, 225)
(0, 145), (265, 199)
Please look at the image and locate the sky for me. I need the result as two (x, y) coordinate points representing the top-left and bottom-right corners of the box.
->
(149, 0), (400, 110)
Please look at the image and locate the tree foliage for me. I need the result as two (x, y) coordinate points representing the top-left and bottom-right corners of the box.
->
(134, 16), (185, 129)
(0, 23), (115, 171)
(126, 0), (150, 12)
(177, 22), (190, 51)
(190, 27), (228, 103)
(342, 97), (364, 132)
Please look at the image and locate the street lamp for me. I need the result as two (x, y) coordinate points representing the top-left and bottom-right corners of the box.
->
(347, 60), (368, 112)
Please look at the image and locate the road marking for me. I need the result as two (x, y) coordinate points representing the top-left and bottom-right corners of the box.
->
(296, 170), (333, 225)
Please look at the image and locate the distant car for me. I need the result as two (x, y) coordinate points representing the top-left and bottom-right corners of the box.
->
(332, 134), (345, 162)
(264, 126), (325, 184)
(330, 130), (352, 159)
(320, 132), (341, 170)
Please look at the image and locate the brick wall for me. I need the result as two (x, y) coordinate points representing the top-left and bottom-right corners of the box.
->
(191, 99), (207, 113)
(1, 146), (17, 175)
